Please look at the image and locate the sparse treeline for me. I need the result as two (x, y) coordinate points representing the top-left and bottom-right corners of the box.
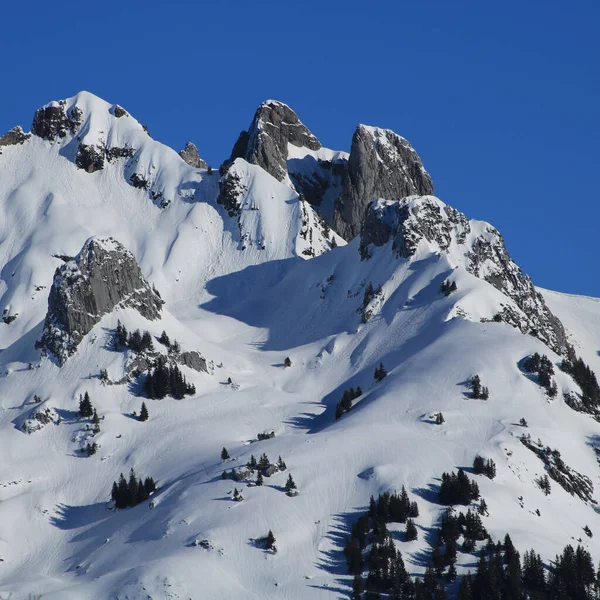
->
(115, 321), (154, 353)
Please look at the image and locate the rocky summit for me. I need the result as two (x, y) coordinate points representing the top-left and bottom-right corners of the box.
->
(0, 91), (598, 600)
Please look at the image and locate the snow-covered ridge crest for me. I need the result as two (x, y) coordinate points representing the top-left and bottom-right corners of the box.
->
(37, 236), (163, 365)
(29, 90), (206, 207)
(361, 195), (568, 354)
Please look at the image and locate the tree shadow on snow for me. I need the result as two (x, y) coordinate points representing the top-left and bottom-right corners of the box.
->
(311, 509), (366, 596)
(50, 502), (109, 530)
(413, 481), (442, 505)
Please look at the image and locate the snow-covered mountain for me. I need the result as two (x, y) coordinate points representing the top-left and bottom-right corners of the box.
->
(0, 91), (599, 599)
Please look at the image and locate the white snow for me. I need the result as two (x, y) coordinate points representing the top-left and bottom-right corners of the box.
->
(0, 92), (598, 599)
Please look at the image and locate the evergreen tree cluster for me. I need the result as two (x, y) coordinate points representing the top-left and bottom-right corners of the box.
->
(440, 280), (458, 296)
(470, 375), (489, 400)
(369, 487), (419, 525)
(85, 442), (98, 456)
(158, 330), (181, 353)
(111, 468), (156, 509)
(435, 412), (445, 425)
(335, 386), (363, 419)
(457, 540), (598, 600)
(245, 453), (287, 474)
(374, 362), (388, 382)
(524, 353), (558, 397)
(560, 352), (600, 412)
(115, 321), (154, 353)
(439, 507), (489, 554)
(439, 469), (480, 505)
(145, 356), (196, 399)
(473, 456), (497, 479)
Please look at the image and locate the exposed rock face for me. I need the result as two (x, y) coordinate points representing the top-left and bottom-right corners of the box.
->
(38, 236), (163, 365)
(360, 196), (568, 355)
(0, 126), (31, 151)
(75, 143), (105, 173)
(227, 100), (321, 181)
(334, 125), (433, 240)
(32, 101), (82, 140)
(178, 351), (208, 373)
(179, 142), (208, 169)
(113, 104), (128, 118)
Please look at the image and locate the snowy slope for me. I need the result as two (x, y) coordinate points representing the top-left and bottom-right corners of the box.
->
(0, 92), (599, 600)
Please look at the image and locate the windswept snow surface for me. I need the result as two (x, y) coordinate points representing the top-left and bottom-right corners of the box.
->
(0, 92), (599, 599)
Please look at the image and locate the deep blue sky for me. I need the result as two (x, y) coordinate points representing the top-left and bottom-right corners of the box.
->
(2, 1), (598, 296)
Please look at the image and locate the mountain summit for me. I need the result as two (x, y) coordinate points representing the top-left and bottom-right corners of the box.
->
(0, 92), (598, 600)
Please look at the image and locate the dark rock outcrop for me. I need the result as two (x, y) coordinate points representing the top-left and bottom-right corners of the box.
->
(32, 101), (82, 140)
(178, 351), (208, 373)
(113, 104), (128, 118)
(360, 196), (568, 355)
(179, 142), (208, 169)
(0, 126), (31, 151)
(334, 125), (433, 240)
(37, 237), (163, 365)
(75, 143), (105, 173)
(226, 100), (321, 181)
(129, 173), (150, 190)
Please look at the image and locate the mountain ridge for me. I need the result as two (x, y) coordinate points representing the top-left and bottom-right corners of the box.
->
(0, 91), (598, 600)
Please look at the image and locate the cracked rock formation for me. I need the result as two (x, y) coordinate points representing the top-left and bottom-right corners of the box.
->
(334, 125), (434, 240)
(37, 236), (163, 364)
(226, 100), (321, 182)
(179, 142), (208, 169)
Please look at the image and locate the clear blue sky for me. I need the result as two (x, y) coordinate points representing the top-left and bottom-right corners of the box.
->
(2, 1), (598, 296)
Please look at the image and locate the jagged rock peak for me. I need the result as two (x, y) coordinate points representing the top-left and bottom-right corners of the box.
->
(360, 195), (568, 355)
(333, 124), (434, 241)
(179, 142), (208, 169)
(227, 99), (321, 181)
(37, 236), (163, 365)
(0, 126), (31, 148)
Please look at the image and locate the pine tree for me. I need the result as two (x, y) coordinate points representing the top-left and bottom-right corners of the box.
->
(79, 392), (93, 418)
(139, 402), (149, 422)
(478, 498), (488, 516)
(256, 471), (264, 486)
(258, 453), (270, 471)
(405, 518), (418, 541)
(277, 455), (287, 471)
(374, 362), (388, 382)
(537, 474), (551, 496)
(221, 470), (228, 480)
(158, 330), (171, 347)
(248, 454), (257, 469)
(141, 330), (154, 352)
(284, 356), (292, 367)
(265, 529), (276, 550)
(92, 408), (100, 434)
(471, 375), (482, 399)
(435, 412), (445, 425)
(221, 447), (230, 461)
(285, 473), (297, 494)
(144, 476), (156, 495)
(111, 481), (118, 503)
(351, 574), (365, 599)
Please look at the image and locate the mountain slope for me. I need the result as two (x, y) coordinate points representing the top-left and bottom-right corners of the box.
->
(0, 92), (598, 600)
